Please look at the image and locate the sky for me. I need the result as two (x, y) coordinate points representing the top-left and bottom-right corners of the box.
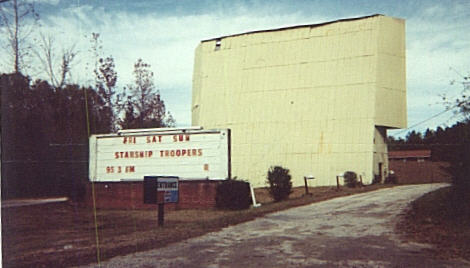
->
(1, 0), (469, 137)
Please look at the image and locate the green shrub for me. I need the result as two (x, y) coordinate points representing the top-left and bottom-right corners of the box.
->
(372, 174), (382, 184)
(344, 171), (358, 188)
(266, 166), (292, 202)
(384, 173), (398, 184)
(216, 179), (251, 210)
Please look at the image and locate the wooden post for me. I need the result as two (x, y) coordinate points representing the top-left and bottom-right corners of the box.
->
(336, 176), (340, 191)
(158, 203), (164, 227)
(157, 191), (165, 227)
(250, 183), (261, 207)
(304, 177), (309, 195)
(360, 175), (364, 187)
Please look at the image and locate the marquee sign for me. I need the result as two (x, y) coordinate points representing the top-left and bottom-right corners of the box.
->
(89, 129), (231, 182)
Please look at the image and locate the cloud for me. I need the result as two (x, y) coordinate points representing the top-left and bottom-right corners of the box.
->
(402, 2), (470, 134)
(2, 1), (469, 131)
(35, 0), (61, 5)
(31, 5), (322, 126)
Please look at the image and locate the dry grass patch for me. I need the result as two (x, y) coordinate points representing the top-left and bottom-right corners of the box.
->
(2, 184), (391, 267)
(397, 186), (470, 261)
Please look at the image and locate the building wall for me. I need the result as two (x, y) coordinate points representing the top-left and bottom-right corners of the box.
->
(389, 161), (451, 184)
(373, 126), (389, 182)
(375, 17), (407, 129)
(192, 15), (406, 187)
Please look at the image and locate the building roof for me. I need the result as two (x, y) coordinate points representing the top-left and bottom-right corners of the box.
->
(202, 14), (384, 43)
(389, 150), (431, 159)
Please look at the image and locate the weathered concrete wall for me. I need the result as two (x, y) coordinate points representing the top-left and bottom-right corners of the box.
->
(373, 126), (389, 182)
(192, 15), (406, 187)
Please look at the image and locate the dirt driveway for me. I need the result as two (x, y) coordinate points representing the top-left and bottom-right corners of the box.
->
(79, 184), (469, 267)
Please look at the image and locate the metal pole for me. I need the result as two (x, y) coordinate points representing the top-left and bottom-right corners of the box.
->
(84, 87), (101, 266)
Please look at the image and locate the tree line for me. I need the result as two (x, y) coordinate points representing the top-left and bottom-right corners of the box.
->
(1, 56), (175, 199)
(388, 121), (470, 162)
(388, 106), (469, 194)
(1, 1), (174, 199)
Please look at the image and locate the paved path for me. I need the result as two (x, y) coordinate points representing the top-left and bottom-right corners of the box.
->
(81, 184), (469, 267)
(1, 197), (68, 208)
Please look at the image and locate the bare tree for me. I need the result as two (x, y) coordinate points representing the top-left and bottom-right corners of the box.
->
(454, 73), (470, 118)
(0, 0), (39, 73)
(442, 68), (470, 193)
(443, 69), (470, 120)
(34, 33), (77, 89)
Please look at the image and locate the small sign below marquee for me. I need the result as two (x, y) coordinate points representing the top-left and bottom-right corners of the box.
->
(143, 176), (179, 204)
(157, 177), (179, 203)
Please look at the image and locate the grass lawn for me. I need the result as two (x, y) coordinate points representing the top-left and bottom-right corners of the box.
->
(2, 184), (391, 267)
(397, 185), (470, 262)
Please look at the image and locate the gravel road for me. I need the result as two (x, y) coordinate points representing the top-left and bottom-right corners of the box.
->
(79, 183), (469, 267)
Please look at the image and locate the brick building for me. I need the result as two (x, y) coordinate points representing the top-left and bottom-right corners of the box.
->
(388, 150), (451, 184)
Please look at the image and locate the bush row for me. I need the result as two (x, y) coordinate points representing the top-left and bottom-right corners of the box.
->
(216, 166), (401, 209)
